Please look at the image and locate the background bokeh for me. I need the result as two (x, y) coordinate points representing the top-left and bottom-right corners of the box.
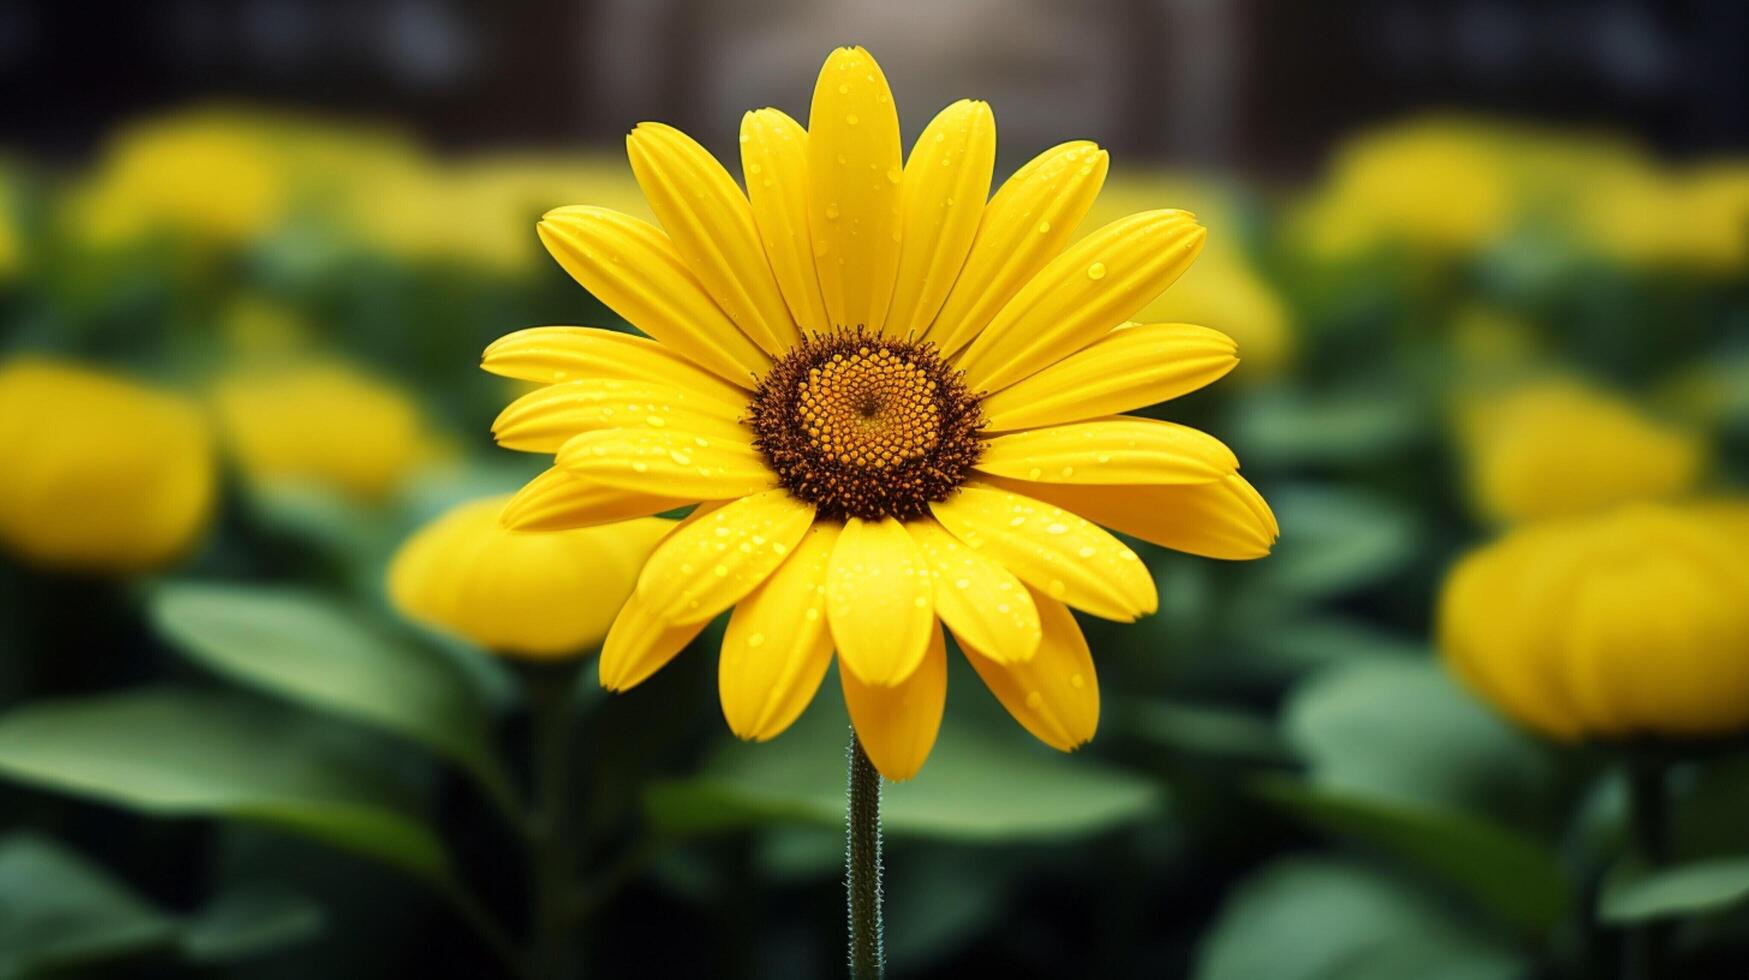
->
(2, 2), (1747, 978)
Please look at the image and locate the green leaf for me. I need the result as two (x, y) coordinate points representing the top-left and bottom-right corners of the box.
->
(1249, 486), (1422, 601)
(1230, 384), (1427, 466)
(0, 689), (451, 883)
(150, 583), (513, 811)
(0, 832), (178, 978)
(646, 680), (1161, 841)
(0, 833), (324, 978)
(1600, 855), (1749, 924)
(1255, 776), (1568, 933)
(180, 883), (326, 963)
(1195, 857), (1527, 980)
(1284, 657), (1559, 825)
(1122, 700), (1292, 764)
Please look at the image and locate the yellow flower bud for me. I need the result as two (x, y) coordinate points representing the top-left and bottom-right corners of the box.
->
(1456, 379), (1703, 524)
(388, 497), (674, 659)
(0, 358), (215, 573)
(212, 361), (428, 502)
(1439, 503), (1749, 741)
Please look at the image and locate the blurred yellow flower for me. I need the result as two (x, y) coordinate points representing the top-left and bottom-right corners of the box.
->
(1292, 117), (1516, 258)
(67, 109), (293, 248)
(0, 358), (215, 573)
(1440, 503), (1749, 741)
(345, 154), (652, 273)
(389, 496), (673, 658)
(1575, 160), (1749, 274)
(1456, 378), (1703, 524)
(1085, 174), (1291, 378)
(212, 360), (427, 502)
(65, 106), (430, 252)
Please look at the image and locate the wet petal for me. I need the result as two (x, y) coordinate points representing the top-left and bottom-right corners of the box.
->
(556, 426), (774, 500)
(600, 589), (708, 691)
(886, 99), (996, 339)
(720, 522), (840, 740)
(538, 207), (771, 384)
(482, 326), (749, 406)
(807, 46), (903, 334)
(493, 378), (748, 453)
(827, 516), (935, 686)
(628, 122), (799, 355)
(960, 587), (1098, 751)
(981, 473), (1277, 560)
(981, 323), (1238, 431)
(957, 210), (1206, 392)
(741, 108), (832, 337)
(842, 620), (947, 781)
(636, 490), (816, 624)
(931, 483), (1156, 622)
(925, 141), (1108, 356)
(977, 416), (1237, 485)
(906, 518), (1040, 664)
(500, 467), (694, 531)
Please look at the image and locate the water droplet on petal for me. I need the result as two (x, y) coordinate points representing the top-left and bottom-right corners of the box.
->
(1087, 262), (1107, 280)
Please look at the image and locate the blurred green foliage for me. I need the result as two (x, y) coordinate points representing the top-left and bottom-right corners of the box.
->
(0, 105), (1746, 979)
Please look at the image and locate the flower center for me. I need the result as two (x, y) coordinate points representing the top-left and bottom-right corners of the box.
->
(748, 329), (984, 522)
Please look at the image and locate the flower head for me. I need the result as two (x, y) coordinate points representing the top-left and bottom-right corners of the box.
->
(389, 497), (672, 658)
(1440, 503), (1749, 741)
(484, 46), (1276, 779)
(0, 358), (215, 573)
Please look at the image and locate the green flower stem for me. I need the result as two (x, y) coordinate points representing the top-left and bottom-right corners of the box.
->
(846, 730), (885, 980)
(522, 660), (582, 980)
(1623, 757), (1670, 980)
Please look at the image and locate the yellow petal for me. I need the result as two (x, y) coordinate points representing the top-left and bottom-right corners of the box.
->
(885, 100), (996, 339)
(906, 518), (1040, 664)
(976, 416), (1237, 485)
(538, 207), (771, 384)
(600, 589), (707, 691)
(481, 326), (748, 407)
(826, 516), (935, 686)
(931, 483), (1156, 622)
(500, 467), (694, 531)
(982, 473), (1277, 560)
(636, 490), (816, 624)
(981, 323), (1238, 431)
(627, 122), (799, 355)
(924, 141), (1109, 356)
(841, 620), (947, 781)
(960, 587), (1098, 751)
(556, 427), (773, 500)
(807, 46), (903, 334)
(720, 522), (841, 740)
(493, 378), (748, 453)
(741, 108), (832, 337)
(957, 210), (1206, 392)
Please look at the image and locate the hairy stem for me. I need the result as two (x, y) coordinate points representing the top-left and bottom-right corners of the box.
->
(845, 730), (884, 979)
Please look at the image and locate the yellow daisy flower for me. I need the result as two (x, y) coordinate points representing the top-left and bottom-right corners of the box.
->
(483, 46), (1276, 779)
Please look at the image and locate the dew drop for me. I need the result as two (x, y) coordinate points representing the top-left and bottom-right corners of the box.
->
(1047, 579), (1068, 599)
(846, 113), (859, 125)
(748, 632), (766, 648)
(1086, 262), (1107, 280)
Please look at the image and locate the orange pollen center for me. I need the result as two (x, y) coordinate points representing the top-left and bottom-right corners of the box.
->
(797, 348), (942, 469)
